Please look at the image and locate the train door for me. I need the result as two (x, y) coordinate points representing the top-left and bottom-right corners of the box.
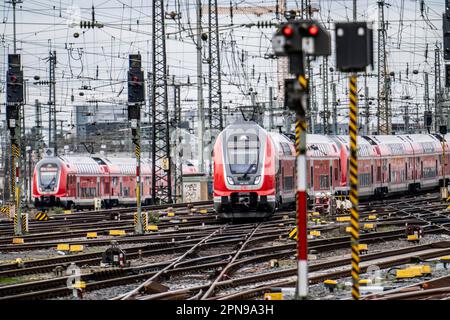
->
(421, 161), (423, 179)
(76, 176), (80, 200)
(388, 163), (391, 183)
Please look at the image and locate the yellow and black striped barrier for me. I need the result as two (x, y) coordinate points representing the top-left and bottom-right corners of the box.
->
(348, 75), (360, 300)
(134, 212), (148, 232)
(22, 214), (28, 232)
(35, 212), (49, 221)
(289, 227), (298, 240)
(0, 206), (10, 218)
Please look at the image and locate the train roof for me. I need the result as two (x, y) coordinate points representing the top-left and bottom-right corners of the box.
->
(39, 155), (152, 175)
(306, 134), (340, 157)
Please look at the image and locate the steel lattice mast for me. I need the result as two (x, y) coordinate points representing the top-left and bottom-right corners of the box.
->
(151, 0), (172, 204)
(208, 0), (223, 131)
(377, 0), (390, 134)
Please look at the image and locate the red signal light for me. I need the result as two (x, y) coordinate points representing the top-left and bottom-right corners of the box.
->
(131, 76), (139, 82)
(282, 25), (294, 37)
(308, 25), (319, 36)
(10, 75), (17, 82)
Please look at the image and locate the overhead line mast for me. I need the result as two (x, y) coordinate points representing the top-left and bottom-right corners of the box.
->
(151, 0), (172, 204)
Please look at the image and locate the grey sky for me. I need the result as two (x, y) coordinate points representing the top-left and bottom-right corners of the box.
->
(0, 0), (446, 138)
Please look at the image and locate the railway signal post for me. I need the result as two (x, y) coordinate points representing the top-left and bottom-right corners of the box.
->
(6, 54), (25, 236)
(128, 54), (146, 235)
(273, 20), (330, 299)
(335, 22), (373, 300)
(440, 126), (448, 201)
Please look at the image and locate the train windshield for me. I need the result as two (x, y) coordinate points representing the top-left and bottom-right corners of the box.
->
(39, 163), (59, 191)
(227, 133), (259, 174)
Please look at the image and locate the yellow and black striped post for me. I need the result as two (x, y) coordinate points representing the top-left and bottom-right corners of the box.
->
(11, 141), (23, 236)
(348, 74), (360, 300)
(132, 122), (144, 235)
(295, 74), (309, 299)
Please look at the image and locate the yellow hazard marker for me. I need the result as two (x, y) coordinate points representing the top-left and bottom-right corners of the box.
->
(336, 216), (351, 222)
(310, 230), (321, 237)
(264, 292), (283, 300)
(167, 212), (175, 217)
(72, 281), (86, 289)
(289, 227), (298, 240)
(70, 245), (84, 252)
(323, 279), (338, 292)
(56, 244), (70, 251)
(147, 225), (158, 231)
(359, 279), (372, 286)
(407, 234), (419, 242)
(86, 232), (97, 239)
(12, 238), (24, 244)
(363, 223), (374, 230)
(357, 243), (369, 253)
(35, 212), (49, 221)
(396, 268), (422, 279)
(345, 227), (352, 233)
(109, 230), (126, 236)
(63, 210), (72, 214)
(199, 209), (208, 214)
(368, 215), (377, 220)
(312, 212), (320, 217)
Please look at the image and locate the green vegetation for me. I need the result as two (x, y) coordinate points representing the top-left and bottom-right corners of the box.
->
(147, 211), (160, 225)
(52, 207), (64, 215)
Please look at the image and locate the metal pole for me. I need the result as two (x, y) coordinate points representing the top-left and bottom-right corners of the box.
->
(48, 51), (52, 149)
(296, 74), (308, 299)
(269, 87), (274, 130)
(52, 51), (57, 154)
(28, 148), (31, 205)
(133, 119), (144, 234)
(349, 74), (360, 300)
(196, 0), (205, 174)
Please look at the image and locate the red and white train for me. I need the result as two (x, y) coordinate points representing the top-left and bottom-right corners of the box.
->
(213, 121), (296, 217)
(213, 121), (450, 218)
(32, 155), (197, 209)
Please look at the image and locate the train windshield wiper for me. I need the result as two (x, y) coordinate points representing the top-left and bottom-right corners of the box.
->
(44, 176), (56, 190)
(242, 162), (256, 179)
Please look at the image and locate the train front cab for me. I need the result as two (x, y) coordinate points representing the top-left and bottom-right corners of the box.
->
(33, 159), (65, 208)
(213, 123), (276, 218)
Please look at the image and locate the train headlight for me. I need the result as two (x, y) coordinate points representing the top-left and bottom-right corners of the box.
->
(254, 176), (261, 184)
(227, 177), (234, 185)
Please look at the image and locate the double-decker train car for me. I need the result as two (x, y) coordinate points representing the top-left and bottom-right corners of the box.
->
(213, 122), (450, 218)
(33, 155), (197, 209)
(331, 134), (449, 196)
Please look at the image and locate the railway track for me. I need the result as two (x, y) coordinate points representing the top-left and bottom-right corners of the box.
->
(2, 192), (450, 300)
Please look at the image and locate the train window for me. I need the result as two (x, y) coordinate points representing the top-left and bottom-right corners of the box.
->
(281, 143), (292, 156)
(319, 175), (329, 189)
(359, 173), (370, 187)
(310, 166), (314, 187)
(377, 166), (381, 182)
(39, 163), (59, 191)
(388, 164), (391, 183)
(335, 168), (338, 181)
(227, 133), (260, 174)
(284, 176), (294, 190)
